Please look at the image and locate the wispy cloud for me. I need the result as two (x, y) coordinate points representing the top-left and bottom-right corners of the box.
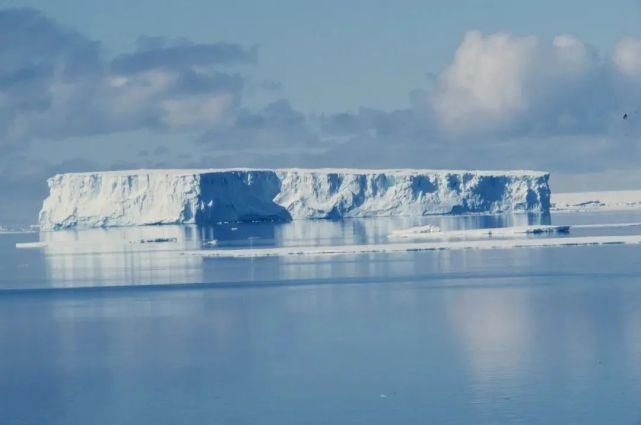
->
(0, 8), (254, 151)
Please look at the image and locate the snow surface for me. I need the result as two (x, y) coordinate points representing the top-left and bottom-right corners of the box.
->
(39, 168), (551, 230)
(553, 190), (641, 212)
(185, 234), (641, 258)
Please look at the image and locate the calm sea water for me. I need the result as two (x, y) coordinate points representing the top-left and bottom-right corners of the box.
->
(2, 211), (641, 424)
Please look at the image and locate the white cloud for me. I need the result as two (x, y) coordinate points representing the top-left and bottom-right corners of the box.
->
(430, 31), (600, 137)
(612, 37), (641, 78)
(431, 31), (537, 132)
(0, 8), (253, 151)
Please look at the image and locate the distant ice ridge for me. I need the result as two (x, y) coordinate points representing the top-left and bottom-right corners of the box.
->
(553, 190), (641, 212)
(39, 168), (551, 230)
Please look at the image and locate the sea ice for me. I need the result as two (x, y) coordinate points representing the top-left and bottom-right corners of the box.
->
(184, 234), (641, 258)
(389, 225), (570, 240)
(553, 190), (641, 212)
(15, 242), (48, 249)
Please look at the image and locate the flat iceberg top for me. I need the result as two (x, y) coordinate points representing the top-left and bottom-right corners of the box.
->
(54, 167), (549, 178)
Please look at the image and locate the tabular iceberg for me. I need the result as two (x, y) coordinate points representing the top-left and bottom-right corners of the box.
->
(39, 168), (551, 230)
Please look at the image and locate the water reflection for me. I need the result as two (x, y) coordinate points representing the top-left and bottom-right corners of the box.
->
(3, 255), (641, 424)
(0, 212), (573, 290)
(38, 226), (202, 287)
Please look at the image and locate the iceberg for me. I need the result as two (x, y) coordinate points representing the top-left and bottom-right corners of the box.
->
(39, 168), (551, 230)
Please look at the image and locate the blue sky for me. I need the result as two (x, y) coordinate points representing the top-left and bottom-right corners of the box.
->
(2, 0), (641, 224)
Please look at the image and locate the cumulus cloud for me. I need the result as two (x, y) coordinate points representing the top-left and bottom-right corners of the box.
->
(317, 31), (641, 176)
(318, 31), (629, 153)
(429, 31), (609, 137)
(0, 8), (253, 151)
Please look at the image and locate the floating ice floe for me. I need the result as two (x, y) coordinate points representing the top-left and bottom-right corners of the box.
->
(389, 224), (442, 237)
(389, 224), (570, 240)
(133, 237), (178, 244)
(0, 225), (37, 235)
(571, 222), (641, 229)
(15, 242), (48, 249)
(184, 234), (641, 258)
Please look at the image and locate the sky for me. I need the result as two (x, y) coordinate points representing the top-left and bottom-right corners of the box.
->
(2, 0), (641, 224)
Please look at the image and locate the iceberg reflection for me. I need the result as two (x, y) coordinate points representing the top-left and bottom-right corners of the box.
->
(41, 226), (205, 287)
(36, 214), (550, 289)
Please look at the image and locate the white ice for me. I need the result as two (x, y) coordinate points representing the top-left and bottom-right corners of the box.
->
(553, 190), (641, 212)
(0, 225), (37, 235)
(184, 234), (641, 258)
(389, 224), (570, 240)
(39, 168), (551, 230)
(15, 242), (48, 249)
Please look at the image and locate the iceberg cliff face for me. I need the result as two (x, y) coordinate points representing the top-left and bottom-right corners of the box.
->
(39, 168), (551, 230)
